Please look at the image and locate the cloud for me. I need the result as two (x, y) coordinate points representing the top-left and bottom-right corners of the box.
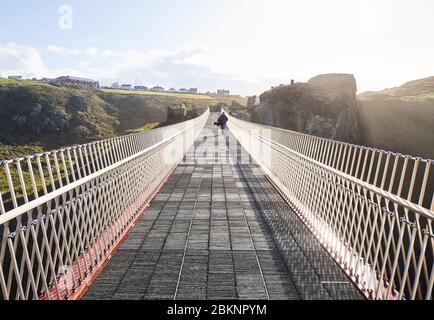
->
(46, 45), (98, 57)
(88, 46), (275, 94)
(0, 42), (46, 77)
(46, 45), (81, 55)
(0, 43), (85, 79)
(84, 47), (98, 57)
(1, 43), (277, 95)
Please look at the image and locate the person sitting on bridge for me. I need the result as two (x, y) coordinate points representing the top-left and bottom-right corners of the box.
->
(216, 112), (229, 132)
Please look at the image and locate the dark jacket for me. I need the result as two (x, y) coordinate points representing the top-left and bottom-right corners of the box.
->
(217, 114), (229, 129)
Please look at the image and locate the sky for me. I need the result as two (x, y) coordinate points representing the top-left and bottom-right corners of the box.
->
(0, 0), (433, 95)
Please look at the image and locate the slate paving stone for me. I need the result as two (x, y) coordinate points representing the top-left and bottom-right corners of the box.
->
(83, 115), (362, 301)
(111, 293), (144, 300)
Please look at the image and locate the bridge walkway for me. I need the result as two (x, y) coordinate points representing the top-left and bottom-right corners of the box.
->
(83, 115), (362, 300)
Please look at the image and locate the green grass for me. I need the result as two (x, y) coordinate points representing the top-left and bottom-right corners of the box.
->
(123, 122), (160, 135)
(0, 79), (215, 207)
(0, 153), (74, 206)
(392, 93), (434, 102)
(0, 78), (53, 87)
(0, 144), (43, 161)
(102, 88), (218, 102)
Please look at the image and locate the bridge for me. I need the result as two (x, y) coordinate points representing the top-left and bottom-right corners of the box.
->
(0, 110), (433, 300)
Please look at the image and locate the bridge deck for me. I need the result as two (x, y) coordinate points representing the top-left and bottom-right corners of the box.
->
(83, 115), (362, 300)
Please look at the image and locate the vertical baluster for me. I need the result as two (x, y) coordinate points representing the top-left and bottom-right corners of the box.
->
(86, 143), (99, 173)
(59, 150), (70, 185)
(91, 143), (101, 172)
(83, 145), (93, 175)
(98, 142), (108, 169)
(15, 159), (28, 204)
(53, 152), (63, 188)
(78, 146), (88, 178)
(44, 153), (56, 193)
(4, 161), (18, 208)
(36, 155), (48, 195)
(72, 147), (82, 180)
(25, 157), (38, 200)
(107, 139), (115, 165)
(398, 222), (418, 300)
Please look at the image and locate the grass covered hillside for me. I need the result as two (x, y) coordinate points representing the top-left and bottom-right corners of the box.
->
(102, 88), (218, 102)
(0, 80), (211, 160)
(358, 76), (434, 160)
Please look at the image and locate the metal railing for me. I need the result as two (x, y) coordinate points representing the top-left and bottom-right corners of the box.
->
(227, 112), (434, 300)
(0, 109), (209, 300)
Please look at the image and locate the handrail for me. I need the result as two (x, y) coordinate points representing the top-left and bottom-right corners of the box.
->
(0, 110), (209, 214)
(226, 111), (433, 211)
(0, 114), (207, 225)
(234, 114), (433, 162)
(226, 111), (434, 300)
(239, 125), (434, 220)
(0, 109), (209, 300)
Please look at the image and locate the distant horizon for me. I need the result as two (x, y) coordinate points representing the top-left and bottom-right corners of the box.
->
(2, 71), (432, 97)
(1, 0), (433, 96)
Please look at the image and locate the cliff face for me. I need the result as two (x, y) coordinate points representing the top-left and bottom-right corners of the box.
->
(246, 74), (434, 159)
(0, 81), (210, 159)
(252, 73), (359, 143)
(358, 76), (434, 159)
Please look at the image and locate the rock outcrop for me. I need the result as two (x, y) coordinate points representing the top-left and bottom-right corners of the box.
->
(165, 104), (206, 125)
(358, 76), (434, 159)
(166, 104), (188, 124)
(247, 96), (257, 108)
(0, 82), (210, 154)
(251, 73), (359, 143)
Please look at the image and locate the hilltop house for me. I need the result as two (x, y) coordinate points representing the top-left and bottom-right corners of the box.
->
(134, 86), (148, 90)
(151, 86), (165, 92)
(53, 76), (99, 88)
(8, 75), (23, 80)
(217, 89), (230, 96)
(120, 84), (132, 90)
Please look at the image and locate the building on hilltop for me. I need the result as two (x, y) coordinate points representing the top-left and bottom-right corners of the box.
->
(8, 75), (23, 80)
(134, 86), (148, 90)
(120, 84), (132, 90)
(151, 86), (165, 92)
(179, 88), (187, 93)
(217, 89), (230, 96)
(53, 76), (100, 88)
(289, 79), (306, 86)
(168, 88), (177, 92)
(189, 88), (198, 94)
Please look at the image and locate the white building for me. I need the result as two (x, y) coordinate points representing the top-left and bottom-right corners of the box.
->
(121, 84), (132, 90)
(217, 89), (230, 96)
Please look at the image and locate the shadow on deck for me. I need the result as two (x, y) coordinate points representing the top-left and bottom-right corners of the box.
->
(83, 115), (362, 300)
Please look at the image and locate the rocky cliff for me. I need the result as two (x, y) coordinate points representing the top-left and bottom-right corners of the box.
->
(251, 73), (359, 143)
(358, 76), (434, 159)
(0, 80), (210, 159)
